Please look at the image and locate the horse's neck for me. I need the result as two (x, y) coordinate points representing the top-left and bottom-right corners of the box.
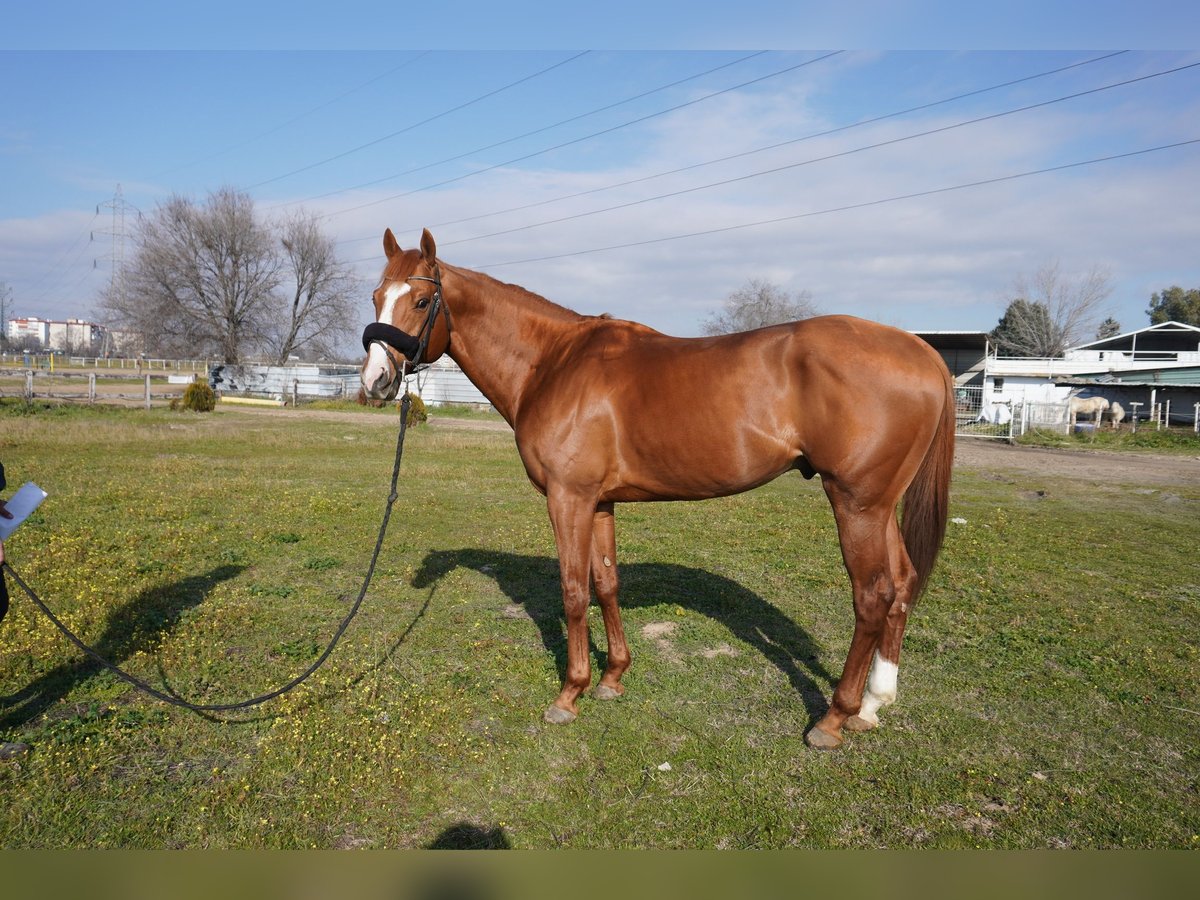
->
(443, 266), (582, 424)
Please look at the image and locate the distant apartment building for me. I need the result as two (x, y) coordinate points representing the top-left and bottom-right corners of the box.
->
(6, 316), (50, 345)
(6, 316), (107, 352)
(49, 318), (107, 351)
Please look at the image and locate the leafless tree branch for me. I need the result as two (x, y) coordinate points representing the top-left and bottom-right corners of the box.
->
(701, 278), (818, 336)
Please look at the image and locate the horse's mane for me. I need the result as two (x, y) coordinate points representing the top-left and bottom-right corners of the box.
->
(450, 264), (584, 324)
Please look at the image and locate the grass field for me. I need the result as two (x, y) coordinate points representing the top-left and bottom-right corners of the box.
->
(0, 400), (1197, 848)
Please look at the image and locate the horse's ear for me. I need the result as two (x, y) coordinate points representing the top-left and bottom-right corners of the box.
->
(420, 228), (437, 262)
(383, 228), (401, 259)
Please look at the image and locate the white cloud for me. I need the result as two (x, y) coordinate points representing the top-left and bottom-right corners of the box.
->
(6, 52), (1199, 348)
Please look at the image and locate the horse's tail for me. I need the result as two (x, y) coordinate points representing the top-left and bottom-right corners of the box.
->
(901, 369), (955, 603)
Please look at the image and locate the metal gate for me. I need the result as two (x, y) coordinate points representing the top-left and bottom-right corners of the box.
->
(953, 385), (1073, 440)
(1020, 399), (1072, 436)
(953, 384), (1016, 441)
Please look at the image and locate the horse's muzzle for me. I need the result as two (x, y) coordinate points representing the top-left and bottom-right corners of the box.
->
(362, 323), (421, 361)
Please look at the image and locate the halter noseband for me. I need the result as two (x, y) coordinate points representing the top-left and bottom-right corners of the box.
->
(361, 262), (450, 374)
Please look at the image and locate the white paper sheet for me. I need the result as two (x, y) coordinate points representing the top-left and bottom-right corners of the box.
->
(0, 482), (48, 540)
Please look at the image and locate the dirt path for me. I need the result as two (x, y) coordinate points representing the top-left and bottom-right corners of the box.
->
(954, 438), (1199, 486)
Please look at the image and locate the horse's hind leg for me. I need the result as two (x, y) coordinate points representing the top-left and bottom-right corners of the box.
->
(844, 515), (918, 733)
(806, 488), (902, 750)
(590, 503), (630, 700)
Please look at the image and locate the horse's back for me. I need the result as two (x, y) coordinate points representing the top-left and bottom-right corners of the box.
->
(560, 313), (949, 439)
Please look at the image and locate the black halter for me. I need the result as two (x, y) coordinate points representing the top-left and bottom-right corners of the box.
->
(361, 263), (450, 372)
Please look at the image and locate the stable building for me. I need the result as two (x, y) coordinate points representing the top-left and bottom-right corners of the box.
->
(912, 331), (990, 385)
(986, 320), (1200, 426)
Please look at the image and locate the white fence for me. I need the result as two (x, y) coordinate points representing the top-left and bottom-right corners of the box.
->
(954, 385), (1076, 441)
(953, 386), (1200, 440)
(207, 359), (493, 408)
(0, 367), (194, 408)
(0, 352), (213, 372)
(406, 359), (491, 407)
(1020, 399), (1072, 435)
(208, 363), (361, 401)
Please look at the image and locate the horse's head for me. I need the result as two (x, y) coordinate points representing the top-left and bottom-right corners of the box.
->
(360, 227), (450, 401)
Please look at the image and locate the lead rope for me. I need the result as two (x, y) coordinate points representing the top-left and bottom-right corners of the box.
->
(0, 393), (415, 714)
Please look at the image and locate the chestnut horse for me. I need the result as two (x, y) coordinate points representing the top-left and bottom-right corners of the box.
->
(361, 229), (954, 750)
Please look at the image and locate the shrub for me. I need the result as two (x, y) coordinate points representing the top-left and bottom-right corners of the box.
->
(356, 386), (386, 409)
(181, 380), (217, 412)
(401, 392), (428, 426)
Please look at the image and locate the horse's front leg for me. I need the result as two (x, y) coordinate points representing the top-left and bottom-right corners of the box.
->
(590, 502), (630, 701)
(543, 488), (597, 724)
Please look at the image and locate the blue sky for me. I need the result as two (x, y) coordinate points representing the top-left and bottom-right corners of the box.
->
(3, 4), (1200, 347)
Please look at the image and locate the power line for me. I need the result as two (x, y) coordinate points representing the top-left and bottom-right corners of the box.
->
(155, 51), (431, 179)
(438, 59), (1200, 250)
(466, 139), (1200, 269)
(321, 51), (845, 221)
(243, 51), (592, 191)
(375, 51), (1130, 240)
(287, 51), (770, 212)
(19, 212), (99, 303)
(21, 213), (103, 312)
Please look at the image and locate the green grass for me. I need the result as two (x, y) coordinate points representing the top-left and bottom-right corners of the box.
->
(0, 401), (1197, 848)
(1018, 425), (1200, 454)
(303, 397), (498, 421)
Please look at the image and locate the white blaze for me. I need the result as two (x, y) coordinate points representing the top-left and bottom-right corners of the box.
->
(361, 282), (411, 392)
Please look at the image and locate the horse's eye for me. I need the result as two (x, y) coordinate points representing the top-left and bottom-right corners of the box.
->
(416, 298), (430, 310)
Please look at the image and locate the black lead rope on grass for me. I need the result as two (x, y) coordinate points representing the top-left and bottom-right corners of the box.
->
(5, 267), (446, 712)
(0, 392), (415, 713)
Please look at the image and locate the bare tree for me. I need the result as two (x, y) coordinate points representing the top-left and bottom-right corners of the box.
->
(990, 260), (1113, 357)
(102, 188), (281, 363)
(701, 278), (817, 336)
(269, 212), (359, 364)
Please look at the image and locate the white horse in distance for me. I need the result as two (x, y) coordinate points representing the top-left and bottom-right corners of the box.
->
(1108, 401), (1126, 429)
(1069, 395), (1109, 428)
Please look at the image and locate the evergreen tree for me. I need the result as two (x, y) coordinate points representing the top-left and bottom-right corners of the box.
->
(1147, 286), (1200, 326)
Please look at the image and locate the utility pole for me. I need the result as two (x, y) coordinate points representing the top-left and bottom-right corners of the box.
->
(96, 185), (130, 300)
(0, 281), (11, 346)
(95, 185), (139, 357)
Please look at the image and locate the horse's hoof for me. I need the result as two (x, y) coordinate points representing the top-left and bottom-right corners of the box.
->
(543, 704), (577, 725)
(591, 683), (623, 701)
(844, 714), (878, 733)
(804, 726), (843, 751)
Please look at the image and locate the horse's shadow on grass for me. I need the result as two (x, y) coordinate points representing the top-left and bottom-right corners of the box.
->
(413, 550), (835, 722)
(0, 565), (245, 732)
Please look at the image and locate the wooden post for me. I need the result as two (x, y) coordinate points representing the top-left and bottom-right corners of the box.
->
(88, 373), (96, 404)
(24, 369), (33, 401)
(292, 378), (299, 408)
(144, 374), (152, 409)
